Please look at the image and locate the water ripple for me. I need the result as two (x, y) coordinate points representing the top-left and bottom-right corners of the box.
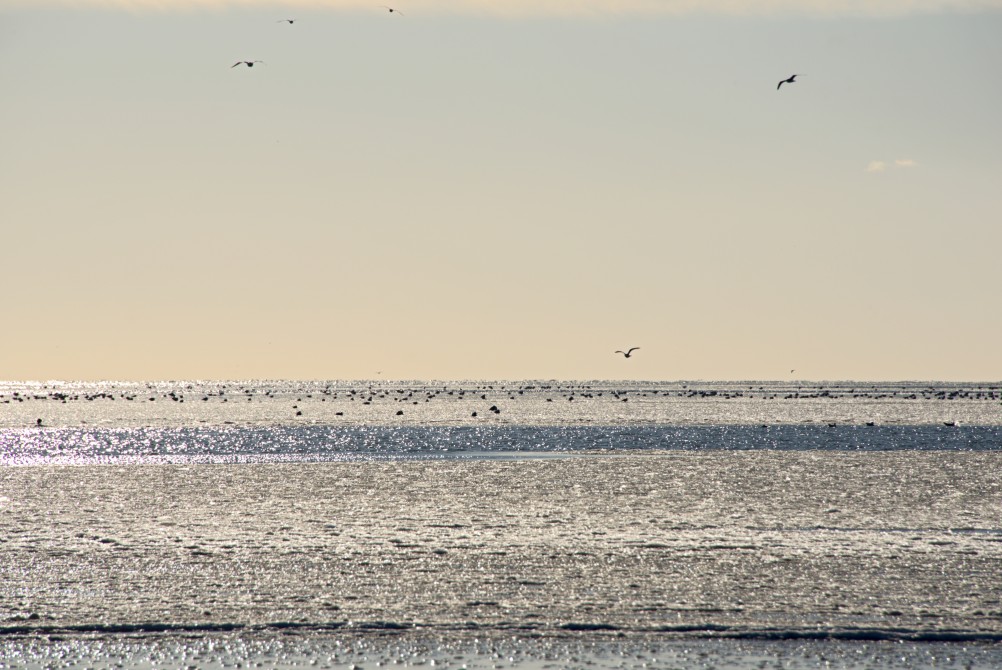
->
(2, 424), (1000, 465)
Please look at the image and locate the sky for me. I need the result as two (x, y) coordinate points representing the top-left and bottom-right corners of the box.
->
(1, 0), (1001, 381)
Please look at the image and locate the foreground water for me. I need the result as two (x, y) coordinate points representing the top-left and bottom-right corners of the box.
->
(1, 380), (1000, 668)
(4, 633), (1002, 669)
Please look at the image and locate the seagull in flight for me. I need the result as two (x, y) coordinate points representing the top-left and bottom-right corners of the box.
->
(232, 60), (265, 68)
(277, 19), (295, 24)
(615, 347), (640, 359)
(381, 5), (404, 14)
(777, 74), (800, 90)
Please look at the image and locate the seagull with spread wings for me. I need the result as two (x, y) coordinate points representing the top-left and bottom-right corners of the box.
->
(615, 347), (640, 359)
(777, 74), (800, 90)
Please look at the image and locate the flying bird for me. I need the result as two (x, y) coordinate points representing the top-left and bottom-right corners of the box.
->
(381, 5), (404, 14)
(777, 74), (799, 90)
(277, 19), (295, 24)
(232, 60), (265, 68)
(615, 348), (640, 359)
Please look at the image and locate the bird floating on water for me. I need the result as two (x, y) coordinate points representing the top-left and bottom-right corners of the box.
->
(232, 60), (265, 68)
(615, 347), (640, 359)
(777, 74), (800, 90)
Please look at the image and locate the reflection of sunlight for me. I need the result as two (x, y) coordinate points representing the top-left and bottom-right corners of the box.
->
(9, 0), (1002, 17)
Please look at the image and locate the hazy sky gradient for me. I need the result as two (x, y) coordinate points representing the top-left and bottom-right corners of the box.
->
(2, 1), (1000, 381)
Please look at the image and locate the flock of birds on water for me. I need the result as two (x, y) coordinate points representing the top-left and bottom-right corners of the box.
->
(5, 382), (997, 429)
(231, 13), (800, 91)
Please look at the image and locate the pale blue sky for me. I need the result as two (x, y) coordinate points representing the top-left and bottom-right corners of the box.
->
(2, 1), (1000, 381)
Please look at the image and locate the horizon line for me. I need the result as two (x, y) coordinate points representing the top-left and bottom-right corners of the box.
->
(3, 377), (1000, 385)
(6, 0), (1002, 18)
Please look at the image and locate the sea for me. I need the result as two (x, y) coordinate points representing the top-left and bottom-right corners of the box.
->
(1, 380), (1001, 669)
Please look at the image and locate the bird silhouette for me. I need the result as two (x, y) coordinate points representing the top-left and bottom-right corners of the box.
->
(777, 74), (799, 90)
(381, 6), (404, 14)
(232, 61), (265, 68)
(277, 19), (295, 24)
(615, 347), (640, 358)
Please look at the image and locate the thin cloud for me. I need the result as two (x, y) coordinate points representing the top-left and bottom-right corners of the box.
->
(867, 158), (920, 173)
(6, 0), (1002, 17)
